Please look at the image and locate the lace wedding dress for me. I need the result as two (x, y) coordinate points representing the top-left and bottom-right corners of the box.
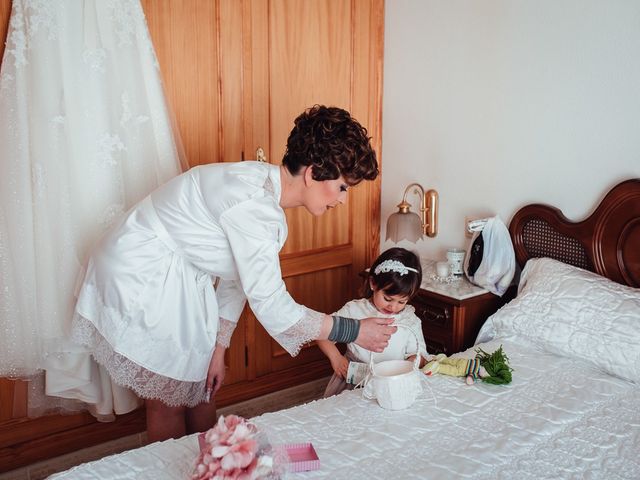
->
(0, 0), (183, 418)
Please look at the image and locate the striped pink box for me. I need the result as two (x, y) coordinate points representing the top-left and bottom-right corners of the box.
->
(283, 443), (320, 472)
(198, 434), (320, 473)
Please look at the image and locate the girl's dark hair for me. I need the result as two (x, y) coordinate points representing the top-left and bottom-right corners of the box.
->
(282, 105), (379, 186)
(363, 248), (422, 299)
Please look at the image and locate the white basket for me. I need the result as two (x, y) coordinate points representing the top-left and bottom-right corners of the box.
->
(362, 325), (423, 410)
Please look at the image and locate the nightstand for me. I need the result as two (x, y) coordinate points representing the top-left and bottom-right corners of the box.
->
(412, 259), (512, 355)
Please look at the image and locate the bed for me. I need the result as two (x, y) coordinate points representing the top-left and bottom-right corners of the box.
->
(50, 179), (640, 480)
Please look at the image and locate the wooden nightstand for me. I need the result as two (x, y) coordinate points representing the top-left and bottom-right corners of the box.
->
(411, 259), (513, 355)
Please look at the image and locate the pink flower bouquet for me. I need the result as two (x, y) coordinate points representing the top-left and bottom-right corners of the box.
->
(192, 415), (285, 480)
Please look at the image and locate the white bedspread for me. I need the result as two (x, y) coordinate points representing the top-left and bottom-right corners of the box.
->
(50, 340), (640, 480)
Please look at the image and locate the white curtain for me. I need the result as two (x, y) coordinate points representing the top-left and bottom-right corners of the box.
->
(0, 0), (184, 418)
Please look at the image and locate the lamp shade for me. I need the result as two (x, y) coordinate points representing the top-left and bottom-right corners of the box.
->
(386, 211), (423, 243)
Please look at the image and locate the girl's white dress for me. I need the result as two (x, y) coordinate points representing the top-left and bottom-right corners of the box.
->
(324, 298), (428, 397)
(68, 161), (324, 407)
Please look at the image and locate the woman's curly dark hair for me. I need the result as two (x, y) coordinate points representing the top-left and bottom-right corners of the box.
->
(282, 105), (379, 185)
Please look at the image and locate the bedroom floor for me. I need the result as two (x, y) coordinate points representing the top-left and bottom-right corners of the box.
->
(0, 377), (329, 480)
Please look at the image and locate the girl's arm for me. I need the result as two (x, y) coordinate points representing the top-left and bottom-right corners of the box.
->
(317, 339), (349, 378)
(406, 354), (427, 368)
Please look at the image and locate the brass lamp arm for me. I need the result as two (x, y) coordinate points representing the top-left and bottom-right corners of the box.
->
(397, 182), (438, 237)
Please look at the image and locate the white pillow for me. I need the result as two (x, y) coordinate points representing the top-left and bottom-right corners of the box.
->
(476, 257), (640, 383)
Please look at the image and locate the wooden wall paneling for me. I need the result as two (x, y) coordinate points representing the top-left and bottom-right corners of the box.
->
(142, 0), (220, 167)
(11, 380), (27, 419)
(269, 0), (353, 254)
(210, 0), (250, 387)
(243, 0), (270, 161)
(252, 245), (353, 376)
(280, 244), (353, 278)
(0, 380), (14, 423)
(254, 265), (353, 377)
(350, 0), (384, 280)
(143, 0), (249, 389)
(244, 0), (384, 381)
(214, 355), (331, 407)
(304, 3), (353, 253)
(0, 410), (145, 473)
(219, 0), (244, 163)
(222, 314), (249, 387)
(0, 413), (93, 452)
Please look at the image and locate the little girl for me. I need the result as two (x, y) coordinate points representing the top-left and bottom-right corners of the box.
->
(318, 247), (429, 397)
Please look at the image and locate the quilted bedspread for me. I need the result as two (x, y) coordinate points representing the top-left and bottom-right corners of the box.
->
(50, 339), (640, 480)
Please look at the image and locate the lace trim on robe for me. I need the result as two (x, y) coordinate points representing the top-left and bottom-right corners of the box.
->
(216, 318), (237, 348)
(273, 308), (324, 357)
(71, 314), (208, 407)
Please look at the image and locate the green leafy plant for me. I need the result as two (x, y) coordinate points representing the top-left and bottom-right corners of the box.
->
(476, 345), (513, 385)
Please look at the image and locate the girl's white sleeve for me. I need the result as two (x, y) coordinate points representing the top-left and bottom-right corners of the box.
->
(215, 279), (246, 347)
(219, 199), (323, 356)
(331, 301), (357, 318)
(405, 314), (429, 360)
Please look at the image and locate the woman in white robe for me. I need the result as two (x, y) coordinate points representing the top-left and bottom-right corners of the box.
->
(66, 105), (397, 441)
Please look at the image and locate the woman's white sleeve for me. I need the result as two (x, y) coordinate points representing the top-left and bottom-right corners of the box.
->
(219, 201), (322, 356)
(215, 279), (246, 347)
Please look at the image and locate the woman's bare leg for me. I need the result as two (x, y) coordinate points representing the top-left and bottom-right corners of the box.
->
(186, 400), (217, 434)
(146, 399), (187, 442)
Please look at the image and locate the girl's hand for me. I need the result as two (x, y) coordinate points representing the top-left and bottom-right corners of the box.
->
(330, 354), (349, 378)
(206, 345), (227, 401)
(406, 354), (427, 368)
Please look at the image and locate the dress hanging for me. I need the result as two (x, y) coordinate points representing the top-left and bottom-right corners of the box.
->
(0, 0), (183, 417)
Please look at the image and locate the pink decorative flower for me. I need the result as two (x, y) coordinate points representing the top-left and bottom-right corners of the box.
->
(192, 415), (276, 480)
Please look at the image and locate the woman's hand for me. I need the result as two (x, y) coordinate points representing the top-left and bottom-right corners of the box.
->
(330, 354), (349, 378)
(355, 317), (397, 352)
(206, 344), (227, 401)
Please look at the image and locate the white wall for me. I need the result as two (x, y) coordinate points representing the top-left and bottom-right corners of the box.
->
(381, 0), (640, 261)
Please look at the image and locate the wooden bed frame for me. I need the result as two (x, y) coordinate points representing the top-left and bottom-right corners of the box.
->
(509, 179), (640, 288)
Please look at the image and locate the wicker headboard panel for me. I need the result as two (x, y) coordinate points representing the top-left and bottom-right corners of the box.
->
(509, 179), (640, 288)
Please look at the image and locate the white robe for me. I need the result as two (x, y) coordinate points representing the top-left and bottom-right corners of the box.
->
(67, 161), (323, 407)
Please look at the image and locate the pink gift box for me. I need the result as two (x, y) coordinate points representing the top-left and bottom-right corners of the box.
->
(282, 443), (320, 473)
(197, 432), (207, 452)
(197, 433), (320, 473)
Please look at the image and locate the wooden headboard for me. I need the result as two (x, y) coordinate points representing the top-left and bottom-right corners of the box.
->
(509, 179), (640, 288)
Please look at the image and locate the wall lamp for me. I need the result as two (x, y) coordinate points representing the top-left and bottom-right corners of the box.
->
(386, 183), (438, 242)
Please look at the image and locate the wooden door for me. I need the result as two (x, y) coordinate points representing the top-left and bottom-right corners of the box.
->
(142, 0), (249, 387)
(243, 0), (384, 377)
(145, 0), (384, 393)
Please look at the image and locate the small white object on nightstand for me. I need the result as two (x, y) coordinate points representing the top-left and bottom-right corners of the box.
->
(436, 261), (450, 277)
(420, 258), (488, 300)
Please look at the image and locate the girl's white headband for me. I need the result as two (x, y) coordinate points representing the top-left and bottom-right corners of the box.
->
(373, 259), (418, 276)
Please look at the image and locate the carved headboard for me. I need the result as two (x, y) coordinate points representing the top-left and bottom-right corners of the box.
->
(509, 179), (640, 288)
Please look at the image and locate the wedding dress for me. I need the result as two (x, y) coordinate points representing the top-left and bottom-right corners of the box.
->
(0, 0), (183, 418)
